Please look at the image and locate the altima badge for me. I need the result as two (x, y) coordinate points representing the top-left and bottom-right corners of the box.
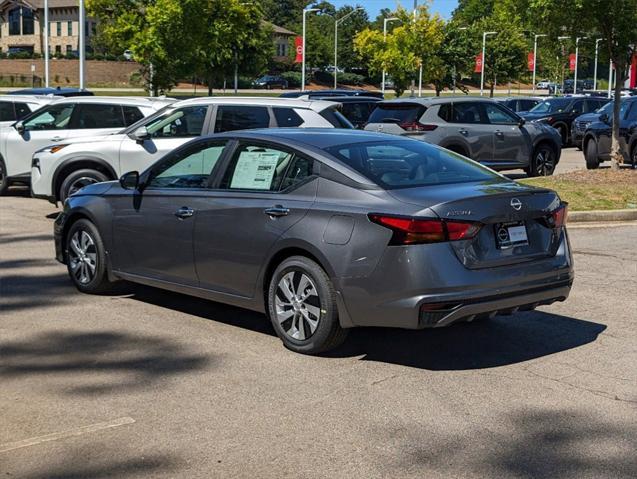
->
(510, 198), (522, 211)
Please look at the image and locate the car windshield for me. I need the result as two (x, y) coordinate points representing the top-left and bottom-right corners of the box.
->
(530, 98), (572, 113)
(325, 140), (501, 189)
(596, 102), (614, 114)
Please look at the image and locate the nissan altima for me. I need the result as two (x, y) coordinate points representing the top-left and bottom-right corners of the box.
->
(54, 129), (573, 354)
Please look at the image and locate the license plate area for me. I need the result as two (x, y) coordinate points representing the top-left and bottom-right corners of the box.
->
(494, 221), (528, 249)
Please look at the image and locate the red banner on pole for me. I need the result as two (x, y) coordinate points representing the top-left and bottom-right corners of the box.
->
(569, 53), (576, 72)
(474, 53), (483, 73)
(527, 52), (535, 71)
(294, 37), (303, 63)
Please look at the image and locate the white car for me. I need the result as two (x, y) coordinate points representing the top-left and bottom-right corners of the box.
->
(0, 95), (61, 128)
(536, 80), (555, 90)
(0, 96), (175, 195)
(30, 96), (352, 203)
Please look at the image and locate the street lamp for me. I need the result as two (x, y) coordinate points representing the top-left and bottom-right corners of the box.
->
(334, 8), (363, 88)
(301, 8), (319, 92)
(480, 31), (497, 96)
(44, 0), (49, 88)
(532, 34), (547, 94)
(573, 36), (587, 93)
(382, 17), (399, 94)
(556, 36), (570, 93)
(593, 38), (604, 90)
(79, 0), (85, 90)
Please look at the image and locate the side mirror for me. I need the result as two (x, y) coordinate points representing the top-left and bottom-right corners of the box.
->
(119, 171), (140, 190)
(518, 117), (526, 127)
(599, 113), (609, 124)
(14, 121), (25, 135)
(131, 126), (150, 143)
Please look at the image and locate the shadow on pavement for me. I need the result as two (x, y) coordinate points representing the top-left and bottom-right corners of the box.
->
(402, 408), (637, 478)
(0, 272), (76, 313)
(0, 232), (53, 244)
(0, 330), (211, 395)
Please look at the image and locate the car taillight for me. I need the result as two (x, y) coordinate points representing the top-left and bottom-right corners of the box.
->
(549, 203), (568, 228)
(368, 214), (481, 245)
(400, 121), (437, 132)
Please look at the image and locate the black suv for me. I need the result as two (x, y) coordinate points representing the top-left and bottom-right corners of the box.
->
(252, 75), (288, 89)
(519, 96), (609, 146)
(582, 97), (637, 168)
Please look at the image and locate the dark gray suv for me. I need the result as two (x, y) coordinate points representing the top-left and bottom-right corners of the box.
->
(365, 97), (562, 176)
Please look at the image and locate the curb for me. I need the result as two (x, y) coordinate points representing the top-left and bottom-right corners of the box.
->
(568, 209), (637, 223)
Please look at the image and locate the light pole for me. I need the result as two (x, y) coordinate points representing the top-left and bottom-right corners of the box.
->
(557, 36), (570, 93)
(573, 36), (587, 93)
(531, 34), (547, 94)
(79, 0), (85, 90)
(301, 8), (319, 92)
(334, 8), (363, 88)
(593, 38), (603, 90)
(44, 0), (49, 88)
(480, 31), (497, 96)
(382, 17), (399, 94)
(608, 60), (613, 98)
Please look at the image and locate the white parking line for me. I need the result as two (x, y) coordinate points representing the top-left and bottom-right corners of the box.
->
(0, 417), (135, 453)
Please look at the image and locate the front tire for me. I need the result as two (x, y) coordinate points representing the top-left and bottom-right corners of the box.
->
(585, 140), (600, 170)
(0, 159), (8, 196)
(526, 144), (557, 177)
(267, 256), (347, 355)
(59, 168), (108, 203)
(65, 219), (116, 294)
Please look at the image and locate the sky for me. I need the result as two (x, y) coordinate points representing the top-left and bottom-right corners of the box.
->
(329, 0), (459, 20)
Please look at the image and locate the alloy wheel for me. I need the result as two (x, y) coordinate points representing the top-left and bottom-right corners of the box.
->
(275, 271), (321, 341)
(535, 148), (555, 176)
(68, 176), (99, 197)
(68, 230), (97, 284)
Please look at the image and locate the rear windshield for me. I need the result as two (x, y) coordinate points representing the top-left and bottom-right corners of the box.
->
(325, 140), (500, 189)
(530, 98), (572, 113)
(319, 107), (354, 129)
(367, 104), (426, 124)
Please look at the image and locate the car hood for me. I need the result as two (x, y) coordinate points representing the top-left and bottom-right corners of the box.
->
(70, 180), (116, 198)
(519, 111), (552, 120)
(574, 112), (600, 122)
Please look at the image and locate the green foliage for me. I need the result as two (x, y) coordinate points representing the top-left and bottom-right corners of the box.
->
(280, 70), (304, 87)
(429, 22), (474, 95)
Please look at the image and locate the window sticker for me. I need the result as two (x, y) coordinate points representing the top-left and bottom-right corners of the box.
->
(230, 151), (280, 190)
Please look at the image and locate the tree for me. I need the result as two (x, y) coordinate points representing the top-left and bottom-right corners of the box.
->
(333, 5), (369, 71)
(429, 22), (473, 96)
(529, 0), (637, 169)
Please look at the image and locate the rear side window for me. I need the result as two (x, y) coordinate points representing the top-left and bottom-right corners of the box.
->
(439, 102), (483, 124)
(72, 103), (126, 129)
(15, 102), (32, 119)
(123, 106), (144, 126)
(273, 107), (303, 127)
(325, 140), (499, 189)
(319, 107), (354, 128)
(214, 106), (270, 133)
(368, 104), (426, 125)
(0, 101), (14, 121)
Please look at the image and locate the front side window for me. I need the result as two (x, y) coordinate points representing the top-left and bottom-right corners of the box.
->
(72, 103), (126, 129)
(147, 142), (226, 189)
(484, 103), (518, 124)
(23, 103), (75, 131)
(220, 144), (299, 191)
(325, 140), (500, 189)
(144, 106), (208, 138)
(214, 106), (270, 133)
(0, 102), (15, 122)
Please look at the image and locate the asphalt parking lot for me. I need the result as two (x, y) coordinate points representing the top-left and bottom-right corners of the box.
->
(1, 147), (635, 478)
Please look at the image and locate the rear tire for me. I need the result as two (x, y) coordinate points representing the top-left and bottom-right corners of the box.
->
(585, 140), (600, 170)
(0, 159), (8, 196)
(59, 168), (108, 202)
(65, 219), (117, 294)
(267, 256), (348, 355)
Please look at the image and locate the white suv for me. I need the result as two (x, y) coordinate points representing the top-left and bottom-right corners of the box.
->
(30, 96), (351, 203)
(0, 96), (175, 195)
(0, 95), (61, 128)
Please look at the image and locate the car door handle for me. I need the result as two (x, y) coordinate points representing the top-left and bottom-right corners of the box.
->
(264, 206), (290, 217)
(174, 207), (194, 219)
(50, 136), (63, 142)
(495, 130), (504, 138)
(459, 129), (468, 136)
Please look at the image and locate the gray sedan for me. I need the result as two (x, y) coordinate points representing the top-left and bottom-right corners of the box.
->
(54, 129), (573, 354)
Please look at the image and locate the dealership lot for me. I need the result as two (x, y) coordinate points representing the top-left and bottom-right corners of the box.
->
(1, 169), (635, 478)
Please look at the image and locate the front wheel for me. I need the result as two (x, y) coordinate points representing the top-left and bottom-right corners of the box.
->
(526, 144), (557, 177)
(585, 140), (600, 170)
(267, 256), (348, 355)
(0, 159), (8, 196)
(59, 168), (108, 202)
(65, 219), (116, 294)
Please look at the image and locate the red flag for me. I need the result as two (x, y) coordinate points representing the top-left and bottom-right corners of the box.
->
(294, 37), (303, 64)
(569, 53), (576, 72)
(527, 52), (535, 72)
(474, 53), (483, 73)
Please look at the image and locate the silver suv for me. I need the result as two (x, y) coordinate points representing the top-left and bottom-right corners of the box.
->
(364, 97), (562, 176)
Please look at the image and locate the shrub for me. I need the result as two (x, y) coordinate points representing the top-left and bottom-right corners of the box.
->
(280, 71), (305, 87)
(338, 72), (365, 86)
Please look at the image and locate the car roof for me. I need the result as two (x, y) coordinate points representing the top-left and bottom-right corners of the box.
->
(0, 94), (62, 103)
(496, 96), (543, 101)
(47, 96), (175, 108)
(8, 87), (93, 96)
(378, 96), (500, 105)
(313, 96), (381, 102)
(167, 96), (336, 111)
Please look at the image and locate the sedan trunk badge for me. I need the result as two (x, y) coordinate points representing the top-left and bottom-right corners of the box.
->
(510, 198), (522, 210)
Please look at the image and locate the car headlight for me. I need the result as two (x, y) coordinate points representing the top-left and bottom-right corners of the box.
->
(35, 144), (69, 155)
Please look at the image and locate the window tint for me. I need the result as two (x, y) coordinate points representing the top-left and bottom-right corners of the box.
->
(280, 155), (314, 190)
(340, 102), (374, 126)
(0, 102), (15, 122)
(273, 107), (303, 127)
(325, 140), (500, 189)
(571, 100), (584, 114)
(214, 106), (270, 133)
(220, 144), (295, 191)
(147, 142), (226, 189)
(123, 106), (144, 126)
(444, 102), (483, 124)
(369, 104), (426, 124)
(520, 100), (539, 111)
(24, 103), (75, 131)
(73, 103), (126, 129)
(145, 106), (208, 138)
(484, 103), (518, 124)
(319, 107), (354, 128)
(14, 102), (31, 120)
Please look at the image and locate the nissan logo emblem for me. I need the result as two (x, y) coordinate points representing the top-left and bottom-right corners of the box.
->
(510, 198), (522, 211)
(497, 227), (509, 242)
